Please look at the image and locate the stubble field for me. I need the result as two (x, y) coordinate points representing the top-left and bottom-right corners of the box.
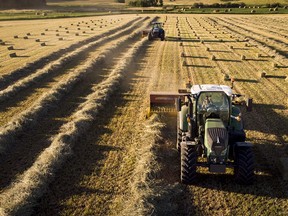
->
(0, 13), (287, 215)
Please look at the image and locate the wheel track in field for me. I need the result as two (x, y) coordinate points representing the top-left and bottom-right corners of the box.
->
(0, 17), (146, 106)
(0, 18), (139, 91)
(0, 17), (152, 156)
(0, 21), (153, 215)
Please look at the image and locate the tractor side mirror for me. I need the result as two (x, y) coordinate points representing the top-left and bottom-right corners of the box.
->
(176, 98), (182, 112)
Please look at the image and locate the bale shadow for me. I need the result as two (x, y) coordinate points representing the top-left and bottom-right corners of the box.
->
(233, 78), (258, 83)
(185, 64), (214, 68)
(215, 58), (241, 62)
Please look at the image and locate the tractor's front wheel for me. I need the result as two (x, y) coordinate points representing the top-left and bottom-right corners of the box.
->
(234, 146), (255, 184)
(181, 143), (197, 184)
(148, 32), (153, 41)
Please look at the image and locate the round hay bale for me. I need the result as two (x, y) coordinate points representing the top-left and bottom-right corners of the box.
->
(66, 31), (69, 33)
(45, 29), (48, 31)
(59, 26), (62, 28)
(241, 55), (246, 60)
(35, 39), (40, 42)
(211, 55), (216, 61)
(251, 10), (256, 13)
(56, 33), (60, 36)
(59, 38), (63, 41)
(40, 42), (46, 46)
(82, 31), (86, 34)
(274, 7), (278, 11)
(75, 33), (79, 36)
(56, 30), (59, 32)
(272, 62), (278, 68)
(42, 12), (47, 16)
(256, 53), (261, 58)
(181, 52), (185, 57)
(182, 60), (187, 66)
(7, 46), (14, 50)
(179, 42), (183, 46)
(24, 36), (28, 39)
(27, 33), (31, 36)
(14, 35), (19, 39)
(41, 33), (45, 35)
(206, 47), (210, 51)
(230, 45), (233, 49)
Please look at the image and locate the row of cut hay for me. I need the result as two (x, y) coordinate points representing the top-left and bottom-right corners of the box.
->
(0, 17), (141, 90)
(0, 17), (148, 102)
(223, 23), (287, 65)
(217, 17), (287, 64)
(119, 115), (164, 215)
(227, 17), (287, 41)
(0, 20), (149, 156)
(0, 35), (148, 216)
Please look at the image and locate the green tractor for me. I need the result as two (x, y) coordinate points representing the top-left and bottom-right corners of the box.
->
(150, 84), (255, 184)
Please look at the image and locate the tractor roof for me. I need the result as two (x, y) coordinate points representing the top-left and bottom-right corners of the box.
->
(191, 84), (233, 96)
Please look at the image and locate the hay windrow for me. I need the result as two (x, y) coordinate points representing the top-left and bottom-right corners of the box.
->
(0, 34), (148, 216)
(0, 17), (147, 102)
(0, 17), (142, 90)
(0, 18), (151, 156)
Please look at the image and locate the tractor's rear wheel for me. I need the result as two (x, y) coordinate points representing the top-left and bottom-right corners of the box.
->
(181, 143), (197, 184)
(234, 146), (255, 184)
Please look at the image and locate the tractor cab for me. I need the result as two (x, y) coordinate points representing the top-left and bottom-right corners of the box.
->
(152, 22), (163, 29)
(196, 91), (230, 128)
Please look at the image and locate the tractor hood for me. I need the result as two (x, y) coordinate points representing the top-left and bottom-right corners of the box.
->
(205, 119), (228, 158)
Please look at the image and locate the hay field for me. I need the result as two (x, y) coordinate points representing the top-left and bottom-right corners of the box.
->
(0, 13), (287, 215)
(164, 0), (288, 5)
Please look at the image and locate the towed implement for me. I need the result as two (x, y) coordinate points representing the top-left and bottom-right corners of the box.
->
(150, 84), (255, 184)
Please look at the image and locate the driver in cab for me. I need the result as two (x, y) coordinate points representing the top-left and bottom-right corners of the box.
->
(202, 95), (213, 109)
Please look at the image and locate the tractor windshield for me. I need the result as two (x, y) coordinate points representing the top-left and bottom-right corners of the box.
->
(153, 23), (162, 29)
(197, 92), (230, 125)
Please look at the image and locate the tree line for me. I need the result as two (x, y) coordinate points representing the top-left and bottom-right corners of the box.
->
(0, 0), (46, 9)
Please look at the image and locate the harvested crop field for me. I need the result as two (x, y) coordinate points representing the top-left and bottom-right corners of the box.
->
(0, 14), (287, 215)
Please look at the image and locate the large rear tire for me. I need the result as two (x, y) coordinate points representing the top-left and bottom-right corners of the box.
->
(181, 143), (197, 184)
(234, 147), (255, 184)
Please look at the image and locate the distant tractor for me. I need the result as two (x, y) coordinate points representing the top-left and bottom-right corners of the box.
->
(147, 22), (165, 41)
(149, 84), (255, 185)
